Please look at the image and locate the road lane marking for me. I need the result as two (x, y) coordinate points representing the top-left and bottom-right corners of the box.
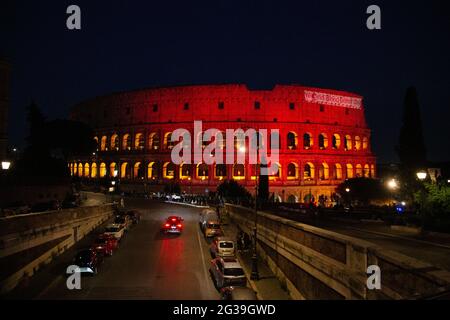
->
(196, 224), (214, 299)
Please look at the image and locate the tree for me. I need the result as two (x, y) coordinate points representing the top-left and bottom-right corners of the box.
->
(217, 180), (252, 204)
(396, 87), (427, 168)
(43, 119), (96, 160)
(396, 87), (427, 200)
(337, 178), (390, 206)
(414, 182), (450, 232)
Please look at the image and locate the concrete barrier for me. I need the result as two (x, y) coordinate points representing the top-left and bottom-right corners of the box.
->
(0, 204), (115, 294)
(225, 204), (450, 300)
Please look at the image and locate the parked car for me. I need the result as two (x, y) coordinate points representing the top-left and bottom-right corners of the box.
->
(126, 210), (141, 224)
(162, 216), (184, 234)
(104, 224), (125, 241)
(210, 237), (235, 258)
(204, 220), (222, 238)
(114, 214), (132, 231)
(72, 248), (102, 275)
(92, 234), (119, 256)
(210, 257), (247, 288)
(199, 209), (219, 230)
(220, 286), (258, 300)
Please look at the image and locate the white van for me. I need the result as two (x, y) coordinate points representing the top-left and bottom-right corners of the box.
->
(199, 209), (219, 230)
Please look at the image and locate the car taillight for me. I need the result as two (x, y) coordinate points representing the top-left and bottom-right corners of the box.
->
(171, 218), (176, 222)
(164, 223), (170, 227)
(177, 224), (182, 228)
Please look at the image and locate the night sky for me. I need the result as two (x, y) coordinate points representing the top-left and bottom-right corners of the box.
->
(2, 0), (450, 163)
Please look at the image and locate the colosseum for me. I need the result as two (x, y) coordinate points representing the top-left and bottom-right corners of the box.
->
(69, 84), (376, 204)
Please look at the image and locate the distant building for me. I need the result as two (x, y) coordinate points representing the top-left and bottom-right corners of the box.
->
(70, 84), (376, 203)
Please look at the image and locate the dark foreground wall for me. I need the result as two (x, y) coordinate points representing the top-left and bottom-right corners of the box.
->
(0, 204), (115, 294)
(225, 204), (450, 299)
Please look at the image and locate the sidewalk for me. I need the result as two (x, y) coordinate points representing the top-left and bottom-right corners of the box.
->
(221, 223), (291, 300)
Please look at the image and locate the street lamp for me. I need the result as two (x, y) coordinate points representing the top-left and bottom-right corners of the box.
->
(345, 187), (350, 193)
(387, 178), (398, 190)
(1, 161), (11, 170)
(416, 171), (427, 181)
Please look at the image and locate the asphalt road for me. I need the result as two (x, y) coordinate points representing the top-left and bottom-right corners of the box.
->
(13, 199), (220, 300)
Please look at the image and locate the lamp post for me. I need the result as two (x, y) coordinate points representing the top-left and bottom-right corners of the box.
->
(416, 171), (427, 181)
(251, 158), (259, 280)
(1, 161), (11, 170)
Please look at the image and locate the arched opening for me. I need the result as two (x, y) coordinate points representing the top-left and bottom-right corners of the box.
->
(134, 133), (144, 150)
(344, 135), (352, 151)
(335, 163), (343, 180)
(71, 163), (75, 176)
(134, 162), (144, 179)
(304, 162), (315, 180)
(287, 194), (298, 203)
(197, 163), (209, 180)
(364, 164), (370, 178)
(91, 163), (97, 178)
(269, 163), (281, 180)
(147, 162), (158, 180)
(180, 163), (191, 180)
(370, 164), (376, 178)
(303, 133), (313, 149)
(100, 136), (107, 151)
(110, 162), (118, 177)
(93, 136), (99, 150)
(163, 162), (175, 179)
(215, 164), (227, 179)
(287, 132), (298, 150)
(216, 131), (226, 150)
(122, 134), (131, 150)
(164, 132), (174, 150)
(111, 134), (119, 150)
(78, 163), (83, 177)
(233, 164), (245, 180)
(99, 163), (106, 178)
(355, 136), (361, 150)
(363, 137), (368, 150)
(287, 162), (298, 180)
(332, 134), (341, 149)
(356, 164), (363, 177)
(319, 162), (329, 180)
(318, 133), (328, 149)
(121, 162), (131, 179)
(346, 164), (354, 178)
(84, 163), (90, 178)
(148, 132), (160, 150)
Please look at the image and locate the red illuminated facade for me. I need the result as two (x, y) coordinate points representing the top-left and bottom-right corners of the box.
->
(69, 84), (376, 203)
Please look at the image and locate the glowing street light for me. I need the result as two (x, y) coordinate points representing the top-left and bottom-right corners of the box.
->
(387, 179), (398, 190)
(1, 161), (11, 170)
(111, 181), (116, 186)
(416, 171), (427, 181)
(345, 187), (350, 193)
(238, 146), (246, 153)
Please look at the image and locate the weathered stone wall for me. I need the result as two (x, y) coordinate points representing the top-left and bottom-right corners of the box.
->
(225, 204), (450, 300)
(0, 204), (115, 294)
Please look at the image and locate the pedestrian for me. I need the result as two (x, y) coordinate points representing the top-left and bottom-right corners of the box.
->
(120, 197), (125, 208)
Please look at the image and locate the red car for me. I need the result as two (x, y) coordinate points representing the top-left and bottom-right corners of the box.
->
(162, 216), (184, 234)
(92, 233), (119, 256)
